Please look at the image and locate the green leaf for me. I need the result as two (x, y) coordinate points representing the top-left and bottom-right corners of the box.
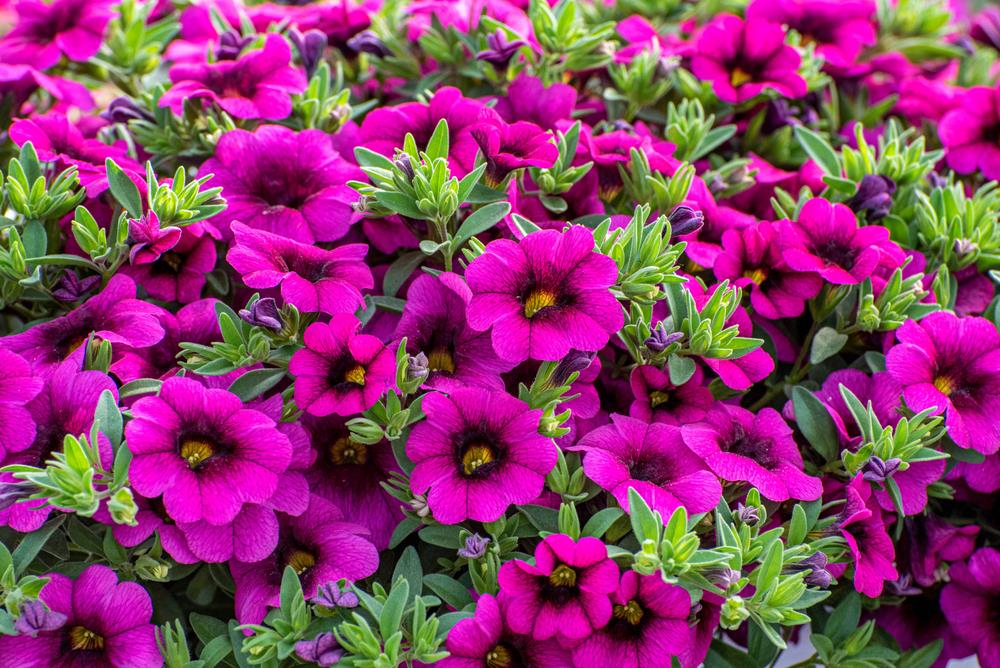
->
(425, 118), (450, 161)
(825, 592), (861, 644)
(379, 577), (409, 641)
(627, 487), (660, 542)
(423, 573), (475, 610)
(13, 516), (65, 576)
(465, 182), (508, 204)
(105, 159), (143, 218)
(810, 327), (848, 365)
(199, 636), (233, 668)
(793, 126), (841, 178)
(190, 613), (229, 645)
(754, 539), (784, 594)
(751, 615), (786, 650)
(519, 504), (559, 534)
(226, 368), (285, 402)
(388, 517), (420, 549)
(791, 386), (840, 463)
(119, 378), (163, 399)
(582, 507), (625, 538)
(417, 524), (464, 549)
(383, 251), (424, 298)
(22, 220), (46, 259)
(279, 566), (304, 613)
(354, 147), (397, 171)
(94, 389), (123, 449)
(392, 546), (423, 600)
(667, 354), (696, 386)
(454, 202), (511, 245)
(510, 213), (541, 237)
(374, 191), (427, 220)
(228, 620), (252, 668)
(898, 640), (943, 668)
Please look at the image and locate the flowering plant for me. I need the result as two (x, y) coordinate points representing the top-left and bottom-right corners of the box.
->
(0, 0), (998, 666)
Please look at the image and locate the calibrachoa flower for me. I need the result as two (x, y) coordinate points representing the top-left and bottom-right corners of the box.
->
(201, 124), (361, 242)
(887, 312), (1000, 455)
(940, 547), (1000, 666)
(470, 118), (559, 187)
(0, 349), (42, 461)
(0, 565), (160, 667)
(835, 474), (899, 598)
(628, 364), (714, 425)
(406, 387), (557, 524)
(939, 86), (1000, 181)
(465, 225), (623, 363)
(681, 405), (823, 502)
(290, 316), (395, 417)
(126, 375), (293, 524)
(0, 0), (115, 69)
(690, 14), (807, 104)
(123, 224), (217, 304)
(498, 534), (619, 643)
(572, 414), (722, 518)
(161, 33), (307, 120)
(227, 222), (372, 315)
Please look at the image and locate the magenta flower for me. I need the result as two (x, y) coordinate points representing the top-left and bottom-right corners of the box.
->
(465, 226), (623, 363)
(493, 75), (576, 131)
(9, 114), (142, 196)
(681, 405), (822, 502)
(498, 534), (619, 643)
(1, 274), (165, 373)
(572, 414), (721, 519)
(227, 222), (372, 315)
(0, 360), (116, 533)
(360, 86), (493, 176)
(406, 387), (557, 524)
(902, 516), (978, 588)
(470, 118), (558, 187)
(0, 349), (42, 462)
(128, 212), (181, 266)
(836, 474), (898, 598)
(289, 316), (395, 417)
(395, 273), (514, 392)
(161, 33), (307, 120)
(940, 547), (1000, 666)
(441, 593), (572, 668)
(303, 414), (403, 550)
(109, 494), (199, 565)
(939, 86), (1000, 181)
(779, 198), (902, 285)
(201, 125), (360, 242)
(570, 570), (692, 668)
(746, 0), (877, 74)
(628, 364), (714, 426)
(231, 494), (379, 625)
(0, 565), (160, 668)
(0, 0), (115, 69)
(714, 220), (823, 319)
(690, 14), (807, 104)
(126, 376), (293, 525)
(123, 224), (218, 304)
(0, 64), (93, 112)
(886, 312), (1000, 455)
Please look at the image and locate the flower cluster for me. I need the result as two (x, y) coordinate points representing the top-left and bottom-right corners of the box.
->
(0, 0), (999, 667)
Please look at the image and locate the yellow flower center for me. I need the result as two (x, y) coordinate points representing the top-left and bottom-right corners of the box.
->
(330, 436), (368, 465)
(731, 67), (753, 87)
(547, 564), (578, 588)
(286, 549), (316, 575)
(69, 626), (105, 651)
(426, 347), (456, 374)
(344, 364), (366, 385)
(180, 439), (215, 470)
(650, 390), (671, 407)
(743, 268), (767, 285)
(461, 443), (496, 476)
(485, 644), (514, 668)
(613, 599), (645, 626)
(933, 375), (954, 396)
(523, 289), (557, 318)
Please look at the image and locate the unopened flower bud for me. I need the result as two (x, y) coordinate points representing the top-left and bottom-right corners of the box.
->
(107, 487), (139, 526)
(294, 632), (344, 667)
(314, 581), (359, 609)
(457, 533), (490, 559)
(347, 30), (391, 58)
(668, 206), (704, 238)
(239, 297), (283, 330)
(862, 455), (902, 483)
(720, 595), (750, 630)
(290, 28), (328, 78)
(644, 325), (683, 353)
(846, 174), (896, 221)
(736, 503), (760, 527)
(14, 600), (67, 637)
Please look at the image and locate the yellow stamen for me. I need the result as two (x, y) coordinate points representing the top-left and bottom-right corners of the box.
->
(731, 67), (753, 87)
(650, 390), (671, 408)
(485, 644), (514, 668)
(933, 376), (954, 396)
(743, 268), (767, 285)
(330, 437), (368, 465)
(180, 439), (215, 470)
(523, 289), (557, 318)
(344, 365), (366, 385)
(461, 443), (496, 476)
(613, 600), (645, 626)
(287, 549), (316, 575)
(426, 347), (456, 374)
(547, 564), (577, 587)
(69, 626), (105, 651)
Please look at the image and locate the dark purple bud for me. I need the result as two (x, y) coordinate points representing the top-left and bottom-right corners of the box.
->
(100, 97), (154, 125)
(927, 171), (948, 189)
(846, 174), (896, 221)
(736, 503), (760, 527)
(239, 298), (282, 331)
(762, 99), (800, 133)
(394, 154), (416, 182)
(313, 581), (359, 609)
(215, 30), (254, 61)
(51, 272), (101, 302)
(972, 8), (1000, 50)
(0, 481), (34, 513)
(290, 28), (328, 78)
(14, 599), (67, 637)
(457, 533), (490, 559)
(407, 352), (430, 384)
(644, 324), (683, 353)
(294, 632), (345, 667)
(476, 30), (526, 68)
(707, 567), (742, 590)
(551, 349), (596, 386)
(954, 238), (978, 258)
(884, 574), (921, 597)
(862, 455), (902, 484)
(668, 205), (704, 238)
(789, 552), (833, 588)
(610, 119), (633, 133)
(347, 30), (391, 58)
